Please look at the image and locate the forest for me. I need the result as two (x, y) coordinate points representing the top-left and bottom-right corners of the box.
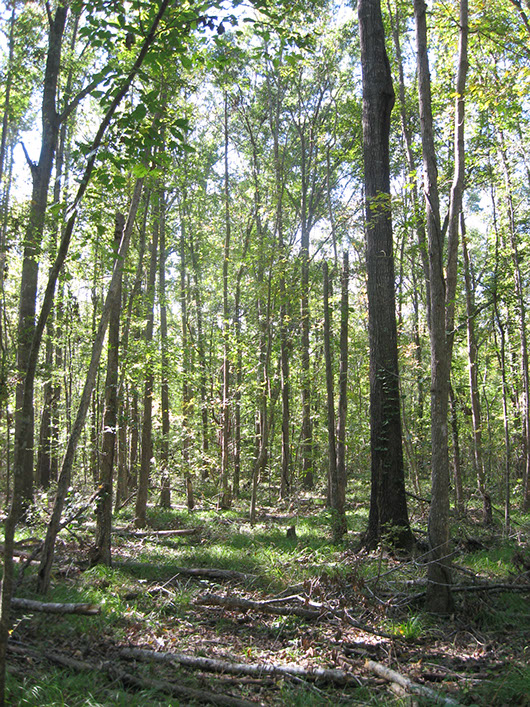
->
(0, 0), (529, 704)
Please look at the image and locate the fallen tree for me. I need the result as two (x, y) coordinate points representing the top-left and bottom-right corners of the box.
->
(365, 659), (460, 706)
(10, 598), (100, 615)
(195, 592), (325, 620)
(8, 642), (254, 707)
(121, 645), (356, 685)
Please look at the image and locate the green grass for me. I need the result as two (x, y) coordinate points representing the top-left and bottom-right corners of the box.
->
(6, 668), (183, 706)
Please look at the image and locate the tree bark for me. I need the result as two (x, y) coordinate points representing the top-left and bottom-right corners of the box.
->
(359, 0), (413, 552)
(37, 179), (144, 594)
(414, 0), (468, 612)
(220, 91), (232, 509)
(461, 215), (491, 523)
(92, 212), (126, 565)
(336, 251), (349, 533)
(159, 188), (172, 509)
(135, 187), (160, 527)
(14, 3), (68, 515)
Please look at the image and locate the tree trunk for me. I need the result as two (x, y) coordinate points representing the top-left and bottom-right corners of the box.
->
(323, 260), (347, 541)
(159, 189), (171, 509)
(461, 215), (491, 523)
(92, 212), (126, 565)
(414, 0), (468, 613)
(323, 261), (338, 510)
(359, 0), (413, 552)
(497, 137), (530, 512)
(300, 215), (313, 491)
(336, 251), (349, 535)
(37, 179), (144, 594)
(135, 187), (160, 528)
(14, 3), (68, 515)
(449, 384), (464, 515)
(220, 92), (232, 509)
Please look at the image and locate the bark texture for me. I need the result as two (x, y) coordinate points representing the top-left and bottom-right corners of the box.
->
(359, 0), (413, 551)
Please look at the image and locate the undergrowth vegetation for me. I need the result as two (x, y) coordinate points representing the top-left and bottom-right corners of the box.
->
(3, 486), (530, 706)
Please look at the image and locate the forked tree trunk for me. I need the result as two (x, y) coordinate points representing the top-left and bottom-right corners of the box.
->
(359, 0), (413, 552)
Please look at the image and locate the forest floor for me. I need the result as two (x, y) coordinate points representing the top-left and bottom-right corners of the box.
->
(3, 486), (530, 706)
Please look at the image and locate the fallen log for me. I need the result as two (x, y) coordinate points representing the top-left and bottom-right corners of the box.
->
(8, 642), (254, 706)
(121, 645), (355, 685)
(365, 660), (460, 706)
(10, 598), (100, 615)
(195, 592), (325, 620)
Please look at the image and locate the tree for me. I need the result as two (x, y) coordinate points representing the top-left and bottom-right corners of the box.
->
(414, 0), (468, 613)
(92, 212), (126, 565)
(358, 0), (413, 551)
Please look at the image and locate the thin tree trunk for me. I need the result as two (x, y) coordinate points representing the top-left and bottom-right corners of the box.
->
(414, 0), (468, 613)
(159, 189), (172, 509)
(497, 137), (530, 512)
(449, 384), (464, 515)
(220, 92), (232, 509)
(269, 78), (291, 500)
(37, 179), (144, 594)
(336, 251), (349, 535)
(461, 214), (491, 523)
(92, 212), (126, 565)
(323, 261), (337, 511)
(135, 187), (160, 528)
(300, 214), (313, 490)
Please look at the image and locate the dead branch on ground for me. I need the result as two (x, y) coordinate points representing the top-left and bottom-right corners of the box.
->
(121, 645), (357, 685)
(365, 659), (460, 706)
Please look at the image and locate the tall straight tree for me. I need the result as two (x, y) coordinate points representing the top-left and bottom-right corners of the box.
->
(92, 212), (126, 565)
(14, 2), (68, 513)
(135, 186), (160, 528)
(414, 0), (468, 612)
(358, 0), (413, 551)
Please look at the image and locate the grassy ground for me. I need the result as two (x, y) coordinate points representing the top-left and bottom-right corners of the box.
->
(4, 487), (530, 705)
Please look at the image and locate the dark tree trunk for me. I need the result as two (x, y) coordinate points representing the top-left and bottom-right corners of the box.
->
(359, 0), (413, 552)
(14, 3), (68, 515)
